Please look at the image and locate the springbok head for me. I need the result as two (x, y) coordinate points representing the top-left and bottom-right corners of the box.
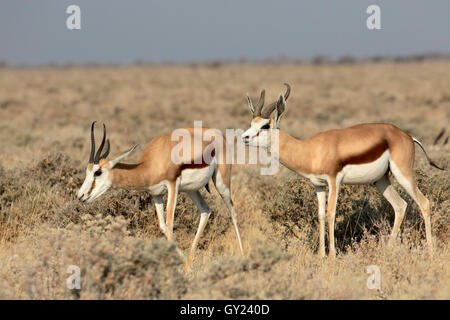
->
(241, 83), (290, 148)
(77, 122), (137, 203)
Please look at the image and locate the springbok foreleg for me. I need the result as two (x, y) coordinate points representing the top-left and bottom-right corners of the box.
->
(165, 178), (180, 241)
(315, 186), (327, 258)
(327, 176), (341, 258)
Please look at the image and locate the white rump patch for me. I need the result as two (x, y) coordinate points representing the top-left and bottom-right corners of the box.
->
(389, 161), (416, 201)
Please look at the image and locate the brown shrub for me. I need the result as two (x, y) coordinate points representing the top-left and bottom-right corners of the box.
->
(0, 164), (22, 213)
(265, 170), (449, 254)
(0, 63), (449, 299)
(186, 241), (292, 299)
(0, 214), (187, 299)
(27, 153), (83, 197)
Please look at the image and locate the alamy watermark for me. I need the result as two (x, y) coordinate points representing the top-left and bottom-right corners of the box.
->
(65, 4), (381, 31)
(170, 121), (279, 175)
(366, 265), (382, 292)
(66, 5), (81, 30)
(66, 265), (81, 290)
(366, 5), (381, 30)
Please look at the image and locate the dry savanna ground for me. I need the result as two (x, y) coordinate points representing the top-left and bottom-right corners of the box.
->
(0, 61), (449, 299)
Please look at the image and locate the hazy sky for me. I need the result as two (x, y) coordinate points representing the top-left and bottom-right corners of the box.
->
(1, 1), (449, 65)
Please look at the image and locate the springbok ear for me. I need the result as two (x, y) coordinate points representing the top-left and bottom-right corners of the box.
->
(274, 94), (286, 128)
(109, 145), (139, 169)
(246, 94), (255, 114)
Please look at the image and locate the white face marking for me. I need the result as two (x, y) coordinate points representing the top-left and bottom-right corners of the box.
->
(77, 164), (113, 203)
(241, 118), (271, 148)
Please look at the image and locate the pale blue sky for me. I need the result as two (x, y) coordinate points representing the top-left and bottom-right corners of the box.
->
(1, 0), (449, 65)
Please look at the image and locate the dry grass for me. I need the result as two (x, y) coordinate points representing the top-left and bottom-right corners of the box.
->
(0, 61), (449, 299)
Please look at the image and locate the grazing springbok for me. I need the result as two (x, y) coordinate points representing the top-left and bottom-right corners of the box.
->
(241, 84), (444, 258)
(77, 122), (244, 269)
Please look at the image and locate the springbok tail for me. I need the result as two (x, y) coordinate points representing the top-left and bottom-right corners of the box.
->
(413, 138), (445, 170)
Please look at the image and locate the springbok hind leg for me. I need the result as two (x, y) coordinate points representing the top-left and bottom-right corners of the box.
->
(213, 169), (244, 256)
(327, 176), (341, 258)
(152, 195), (168, 236)
(314, 186), (327, 258)
(375, 174), (407, 246)
(390, 162), (433, 257)
(222, 195), (244, 256)
(165, 178), (181, 241)
(186, 191), (211, 268)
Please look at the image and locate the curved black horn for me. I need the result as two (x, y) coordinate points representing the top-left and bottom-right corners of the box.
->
(89, 121), (96, 163)
(100, 139), (110, 160)
(261, 83), (291, 119)
(94, 123), (107, 164)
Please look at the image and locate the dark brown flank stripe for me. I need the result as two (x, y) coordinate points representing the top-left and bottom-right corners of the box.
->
(341, 140), (388, 167)
(177, 148), (216, 176)
(180, 163), (210, 170)
(179, 148), (215, 171)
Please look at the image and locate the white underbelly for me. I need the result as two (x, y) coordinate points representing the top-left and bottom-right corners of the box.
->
(341, 150), (390, 184)
(179, 160), (216, 192)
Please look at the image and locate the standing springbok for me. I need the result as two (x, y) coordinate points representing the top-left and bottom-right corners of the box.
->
(242, 84), (444, 258)
(77, 122), (244, 269)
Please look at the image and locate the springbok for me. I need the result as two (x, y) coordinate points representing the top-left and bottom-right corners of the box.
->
(241, 84), (444, 258)
(77, 122), (244, 269)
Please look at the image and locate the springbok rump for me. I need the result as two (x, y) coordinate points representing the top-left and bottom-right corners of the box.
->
(242, 84), (444, 258)
(77, 122), (244, 270)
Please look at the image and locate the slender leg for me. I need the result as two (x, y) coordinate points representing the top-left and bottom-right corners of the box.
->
(416, 191), (433, 256)
(390, 162), (433, 256)
(152, 195), (168, 236)
(315, 185), (327, 258)
(224, 198), (244, 256)
(162, 179), (190, 270)
(165, 178), (180, 241)
(375, 174), (407, 245)
(213, 169), (244, 256)
(186, 191), (211, 267)
(327, 176), (341, 258)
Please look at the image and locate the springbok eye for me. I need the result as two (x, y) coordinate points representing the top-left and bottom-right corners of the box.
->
(261, 124), (270, 130)
(94, 170), (102, 177)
